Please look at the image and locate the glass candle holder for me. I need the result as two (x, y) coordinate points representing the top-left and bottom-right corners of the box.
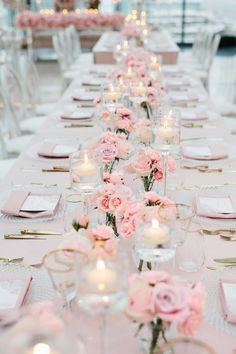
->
(154, 109), (181, 152)
(70, 149), (101, 193)
(101, 84), (121, 106)
(133, 219), (175, 271)
(77, 258), (128, 316)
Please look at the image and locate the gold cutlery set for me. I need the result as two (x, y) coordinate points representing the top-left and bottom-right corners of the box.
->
(4, 229), (62, 240)
(41, 166), (69, 173)
(183, 164), (236, 173)
(64, 123), (93, 128)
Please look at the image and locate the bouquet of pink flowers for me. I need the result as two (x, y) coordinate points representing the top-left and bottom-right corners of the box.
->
(60, 225), (118, 260)
(130, 148), (176, 192)
(127, 271), (206, 354)
(103, 171), (124, 185)
(92, 183), (133, 235)
(143, 191), (176, 222)
(116, 200), (144, 238)
(90, 131), (133, 173)
(100, 105), (136, 136)
(131, 148), (163, 192)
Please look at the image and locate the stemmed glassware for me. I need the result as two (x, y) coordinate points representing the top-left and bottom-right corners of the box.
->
(153, 107), (180, 195)
(70, 149), (102, 214)
(76, 258), (128, 354)
(43, 248), (80, 311)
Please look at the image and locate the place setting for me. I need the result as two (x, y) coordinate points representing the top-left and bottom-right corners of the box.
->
(25, 138), (80, 161)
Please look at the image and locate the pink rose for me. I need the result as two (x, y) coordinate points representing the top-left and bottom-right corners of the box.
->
(154, 170), (163, 181)
(103, 171), (124, 185)
(151, 282), (190, 323)
(97, 196), (110, 212)
(89, 225), (114, 241)
(142, 271), (171, 285)
(109, 194), (124, 211)
(178, 312), (203, 336)
(189, 283), (206, 313)
(127, 274), (153, 323)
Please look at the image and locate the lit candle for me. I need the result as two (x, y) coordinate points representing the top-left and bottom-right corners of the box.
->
(122, 40), (129, 50)
(156, 120), (176, 141)
(133, 81), (146, 96)
(150, 56), (160, 71)
(104, 84), (119, 102)
(143, 219), (168, 245)
(127, 66), (133, 79)
(32, 343), (51, 354)
(86, 259), (117, 292)
(76, 153), (97, 177)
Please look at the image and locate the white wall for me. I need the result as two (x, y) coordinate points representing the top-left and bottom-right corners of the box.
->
(204, 0), (236, 20)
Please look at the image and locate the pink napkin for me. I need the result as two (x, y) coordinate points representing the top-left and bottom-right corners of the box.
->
(219, 278), (236, 324)
(194, 195), (236, 219)
(60, 111), (92, 120)
(38, 143), (75, 158)
(181, 144), (228, 160)
(181, 111), (208, 121)
(1, 191), (61, 218)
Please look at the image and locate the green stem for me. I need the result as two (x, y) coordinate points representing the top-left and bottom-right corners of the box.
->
(138, 259), (144, 272)
(149, 319), (163, 354)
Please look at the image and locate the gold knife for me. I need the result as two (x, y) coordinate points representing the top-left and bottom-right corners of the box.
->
(64, 124), (93, 128)
(0, 257), (24, 263)
(214, 257), (236, 264)
(21, 229), (62, 235)
(4, 234), (46, 240)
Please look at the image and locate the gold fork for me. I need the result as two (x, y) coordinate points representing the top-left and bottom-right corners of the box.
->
(0, 257), (24, 263)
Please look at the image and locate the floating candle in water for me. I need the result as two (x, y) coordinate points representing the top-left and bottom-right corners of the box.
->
(33, 343), (51, 354)
(76, 153), (97, 177)
(143, 219), (168, 245)
(86, 259), (117, 292)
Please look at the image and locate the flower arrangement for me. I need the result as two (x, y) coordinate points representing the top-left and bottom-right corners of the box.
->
(16, 11), (124, 29)
(103, 171), (124, 185)
(131, 148), (164, 192)
(143, 191), (176, 222)
(92, 183), (133, 235)
(90, 131), (133, 173)
(133, 119), (153, 145)
(127, 271), (206, 354)
(60, 225), (118, 260)
(100, 105), (136, 136)
(116, 200), (144, 238)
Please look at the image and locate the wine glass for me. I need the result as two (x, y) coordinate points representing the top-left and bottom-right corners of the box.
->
(43, 249), (80, 311)
(76, 258), (128, 354)
(156, 337), (216, 354)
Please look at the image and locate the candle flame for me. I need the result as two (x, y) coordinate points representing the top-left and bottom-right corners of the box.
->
(139, 81), (143, 88)
(163, 120), (168, 128)
(116, 44), (121, 50)
(152, 219), (159, 228)
(119, 78), (123, 85)
(123, 40), (129, 48)
(151, 56), (157, 64)
(169, 110), (172, 118)
(128, 67), (132, 74)
(33, 343), (51, 354)
(109, 84), (114, 92)
(84, 153), (89, 164)
(97, 259), (105, 270)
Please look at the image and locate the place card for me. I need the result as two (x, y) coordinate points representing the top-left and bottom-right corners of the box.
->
(0, 276), (32, 311)
(220, 279), (236, 323)
(52, 145), (77, 155)
(185, 146), (212, 157)
(20, 195), (61, 212)
(199, 196), (234, 214)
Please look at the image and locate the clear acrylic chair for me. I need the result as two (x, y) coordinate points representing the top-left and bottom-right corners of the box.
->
(0, 64), (47, 134)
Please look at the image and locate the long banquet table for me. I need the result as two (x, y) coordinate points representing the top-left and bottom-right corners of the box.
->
(93, 30), (179, 64)
(0, 60), (236, 352)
